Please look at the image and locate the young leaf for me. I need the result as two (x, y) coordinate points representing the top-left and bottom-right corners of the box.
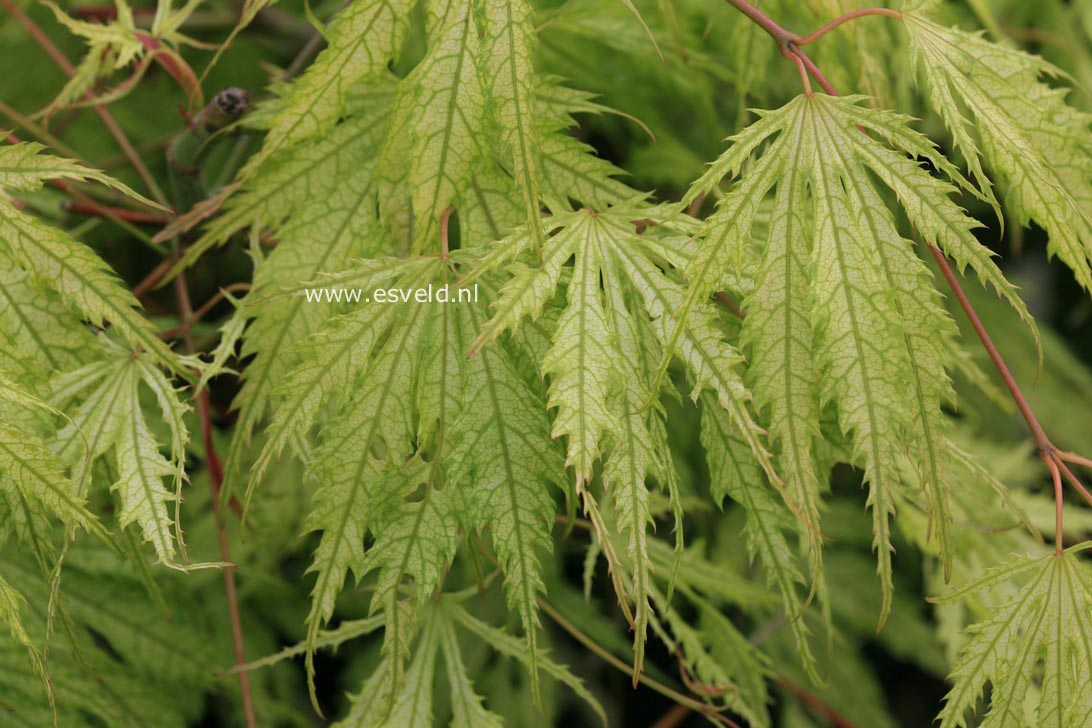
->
(905, 13), (1092, 294)
(935, 547), (1092, 727)
(675, 94), (1013, 621)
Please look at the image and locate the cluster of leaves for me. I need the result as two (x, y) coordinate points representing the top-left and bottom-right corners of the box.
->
(1, 0), (1092, 726)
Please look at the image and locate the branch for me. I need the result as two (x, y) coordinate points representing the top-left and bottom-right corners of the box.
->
(62, 200), (171, 225)
(777, 677), (856, 728)
(158, 282), (250, 339)
(795, 8), (903, 46)
(173, 254), (257, 727)
(722, 0), (796, 45)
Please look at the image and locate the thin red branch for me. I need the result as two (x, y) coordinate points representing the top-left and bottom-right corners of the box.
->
(63, 199), (170, 224)
(722, 0), (796, 44)
(1058, 450), (1092, 470)
(780, 44), (813, 94)
(1057, 460), (1092, 509)
(651, 704), (691, 728)
(135, 33), (203, 105)
(927, 246), (1053, 451)
(675, 649), (734, 698)
(795, 8), (903, 46)
(172, 249), (255, 726)
(1045, 453), (1065, 552)
(158, 282), (250, 339)
(197, 391), (257, 725)
(790, 45), (838, 97)
(133, 257), (177, 300)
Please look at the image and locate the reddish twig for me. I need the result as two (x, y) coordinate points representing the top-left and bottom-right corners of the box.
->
(1045, 454), (1065, 552)
(133, 257), (178, 300)
(172, 247), (255, 726)
(778, 677), (856, 728)
(1057, 461), (1092, 508)
(723, 0), (797, 45)
(136, 33), (203, 106)
(795, 8), (903, 46)
(63, 200), (171, 224)
(197, 389), (256, 726)
(1058, 450), (1092, 470)
(651, 704), (692, 728)
(675, 649), (735, 698)
(158, 282), (250, 339)
(790, 45), (838, 96)
(927, 246), (1052, 450)
(928, 243), (1091, 539)
(780, 44), (813, 94)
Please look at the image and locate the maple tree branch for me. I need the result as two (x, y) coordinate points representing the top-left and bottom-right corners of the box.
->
(1045, 453), (1065, 552)
(172, 251), (257, 726)
(651, 704), (692, 728)
(158, 282), (250, 339)
(1058, 450), (1092, 470)
(62, 200), (171, 225)
(780, 44), (813, 94)
(1057, 460), (1092, 508)
(795, 8), (903, 46)
(133, 256), (178, 300)
(0, 0), (168, 205)
(197, 387), (258, 726)
(927, 246), (1052, 450)
(722, 0), (797, 45)
(790, 45), (838, 97)
(778, 677), (856, 728)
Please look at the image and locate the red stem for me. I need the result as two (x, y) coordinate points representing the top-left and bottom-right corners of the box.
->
(198, 391), (258, 722)
(721, 0), (1092, 551)
(158, 282), (250, 339)
(63, 200), (170, 224)
(1045, 454), (1064, 552)
(1058, 450), (1092, 470)
(1057, 460), (1092, 508)
(927, 246), (1053, 451)
(174, 252), (256, 726)
(650, 704), (691, 728)
(778, 677), (856, 728)
(723, 0), (797, 44)
(791, 46), (838, 97)
(780, 44), (813, 94)
(795, 8), (903, 46)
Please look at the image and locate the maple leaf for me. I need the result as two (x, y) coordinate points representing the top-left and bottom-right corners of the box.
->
(468, 201), (787, 671)
(673, 94), (1036, 621)
(905, 12), (1092, 294)
(934, 545), (1092, 727)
